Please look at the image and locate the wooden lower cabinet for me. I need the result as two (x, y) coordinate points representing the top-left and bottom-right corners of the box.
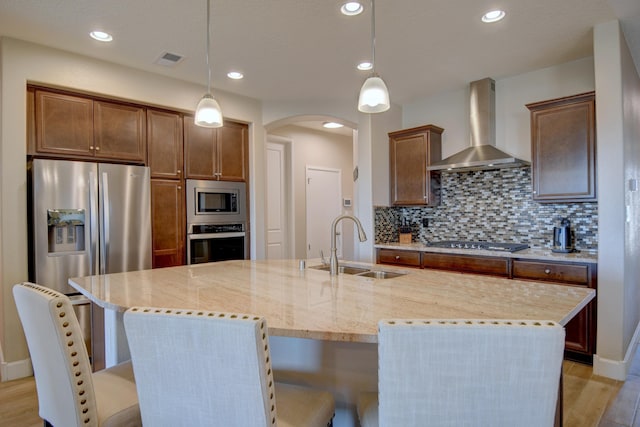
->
(377, 248), (597, 363)
(421, 252), (510, 277)
(513, 259), (596, 363)
(151, 179), (184, 268)
(377, 249), (421, 267)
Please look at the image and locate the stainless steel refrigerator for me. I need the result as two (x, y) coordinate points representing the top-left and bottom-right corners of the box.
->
(30, 159), (151, 290)
(29, 158), (151, 364)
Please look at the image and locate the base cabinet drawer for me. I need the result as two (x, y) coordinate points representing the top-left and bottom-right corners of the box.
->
(512, 260), (589, 284)
(421, 253), (510, 277)
(377, 249), (421, 267)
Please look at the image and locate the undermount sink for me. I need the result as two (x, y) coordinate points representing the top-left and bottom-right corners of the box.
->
(307, 264), (406, 279)
(308, 264), (370, 275)
(357, 270), (406, 279)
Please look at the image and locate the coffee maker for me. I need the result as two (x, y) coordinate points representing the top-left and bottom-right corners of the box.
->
(552, 218), (574, 253)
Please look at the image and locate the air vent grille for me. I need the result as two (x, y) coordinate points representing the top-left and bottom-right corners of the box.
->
(155, 52), (184, 67)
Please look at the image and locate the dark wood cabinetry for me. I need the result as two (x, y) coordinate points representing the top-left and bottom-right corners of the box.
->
(377, 248), (597, 363)
(377, 249), (421, 267)
(389, 125), (442, 206)
(32, 88), (146, 163)
(147, 109), (185, 268)
(184, 117), (248, 182)
(150, 179), (184, 268)
(34, 89), (94, 157)
(93, 101), (146, 162)
(148, 109), (184, 179)
(527, 92), (596, 202)
(421, 252), (510, 277)
(512, 259), (596, 362)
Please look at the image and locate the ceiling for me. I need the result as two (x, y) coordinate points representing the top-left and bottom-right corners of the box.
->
(0, 0), (639, 111)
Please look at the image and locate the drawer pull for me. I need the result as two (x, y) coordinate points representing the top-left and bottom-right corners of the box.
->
(395, 256), (400, 260)
(544, 269), (551, 274)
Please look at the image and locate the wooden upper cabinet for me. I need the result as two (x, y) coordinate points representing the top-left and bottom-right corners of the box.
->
(27, 87), (36, 155)
(32, 88), (146, 163)
(217, 120), (248, 181)
(184, 117), (248, 182)
(389, 125), (443, 206)
(147, 109), (183, 179)
(94, 101), (146, 162)
(526, 92), (596, 202)
(35, 89), (94, 157)
(184, 117), (217, 179)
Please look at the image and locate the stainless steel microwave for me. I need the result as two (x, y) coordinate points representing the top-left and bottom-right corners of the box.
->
(186, 180), (246, 225)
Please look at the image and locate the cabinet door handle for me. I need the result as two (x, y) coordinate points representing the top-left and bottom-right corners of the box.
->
(544, 268), (551, 274)
(89, 146), (94, 150)
(95, 146), (100, 151)
(395, 255), (400, 260)
(177, 170), (181, 174)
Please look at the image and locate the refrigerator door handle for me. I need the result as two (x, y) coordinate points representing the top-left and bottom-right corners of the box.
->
(101, 171), (110, 274)
(88, 171), (98, 276)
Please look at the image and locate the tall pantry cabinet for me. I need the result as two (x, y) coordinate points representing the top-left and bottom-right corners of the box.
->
(147, 109), (185, 268)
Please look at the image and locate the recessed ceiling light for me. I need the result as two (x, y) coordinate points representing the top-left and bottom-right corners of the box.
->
(341, 2), (363, 16)
(227, 71), (244, 80)
(89, 31), (113, 42)
(357, 61), (373, 71)
(481, 10), (506, 23)
(323, 122), (344, 129)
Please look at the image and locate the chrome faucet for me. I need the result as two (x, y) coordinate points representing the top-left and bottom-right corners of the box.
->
(330, 215), (367, 275)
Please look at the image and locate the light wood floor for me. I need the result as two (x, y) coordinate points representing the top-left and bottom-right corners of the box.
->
(1, 350), (638, 427)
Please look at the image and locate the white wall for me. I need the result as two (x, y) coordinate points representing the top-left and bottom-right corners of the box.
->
(593, 20), (640, 380)
(0, 37), (264, 373)
(354, 105), (402, 261)
(269, 125), (354, 259)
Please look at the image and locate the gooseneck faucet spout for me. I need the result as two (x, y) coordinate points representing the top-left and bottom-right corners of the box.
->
(330, 215), (367, 276)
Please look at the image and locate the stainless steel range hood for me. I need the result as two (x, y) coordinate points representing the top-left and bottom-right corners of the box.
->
(427, 78), (529, 172)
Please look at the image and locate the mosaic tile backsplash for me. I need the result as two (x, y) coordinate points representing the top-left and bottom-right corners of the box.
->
(375, 167), (598, 250)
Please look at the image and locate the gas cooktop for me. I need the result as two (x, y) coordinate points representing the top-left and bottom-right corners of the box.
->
(428, 241), (529, 253)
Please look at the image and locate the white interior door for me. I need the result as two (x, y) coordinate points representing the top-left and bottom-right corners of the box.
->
(266, 142), (288, 259)
(306, 166), (342, 260)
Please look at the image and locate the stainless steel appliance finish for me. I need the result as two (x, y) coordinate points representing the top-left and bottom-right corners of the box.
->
(429, 240), (529, 252)
(187, 223), (247, 264)
(552, 218), (574, 253)
(186, 179), (246, 225)
(30, 159), (152, 294)
(427, 78), (530, 172)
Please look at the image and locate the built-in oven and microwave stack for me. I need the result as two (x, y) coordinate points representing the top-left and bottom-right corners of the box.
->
(186, 179), (248, 264)
(28, 158), (152, 357)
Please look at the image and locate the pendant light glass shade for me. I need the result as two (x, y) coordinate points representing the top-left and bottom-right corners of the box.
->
(358, 74), (390, 113)
(195, 94), (223, 127)
(195, 0), (223, 128)
(357, 0), (390, 113)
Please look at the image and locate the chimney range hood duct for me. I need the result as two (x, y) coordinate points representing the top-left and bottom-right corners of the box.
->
(427, 78), (529, 172)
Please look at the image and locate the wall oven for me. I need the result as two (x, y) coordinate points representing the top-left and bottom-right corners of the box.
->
(187, 223), (247, 264)
(186, 180), (248, 264)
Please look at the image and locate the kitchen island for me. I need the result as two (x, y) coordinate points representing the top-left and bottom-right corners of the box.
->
(69, 259), (595, 426)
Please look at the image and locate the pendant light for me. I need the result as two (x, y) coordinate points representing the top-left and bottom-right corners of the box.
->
(358, 0), (390, 113)
(195, 0), (223, 128)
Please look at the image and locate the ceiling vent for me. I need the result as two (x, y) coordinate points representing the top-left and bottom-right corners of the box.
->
(154, 52), (184, 67)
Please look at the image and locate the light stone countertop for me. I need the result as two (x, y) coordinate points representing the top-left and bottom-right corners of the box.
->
(69, 259), (595, 343)
(375, 242), (598, 264)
